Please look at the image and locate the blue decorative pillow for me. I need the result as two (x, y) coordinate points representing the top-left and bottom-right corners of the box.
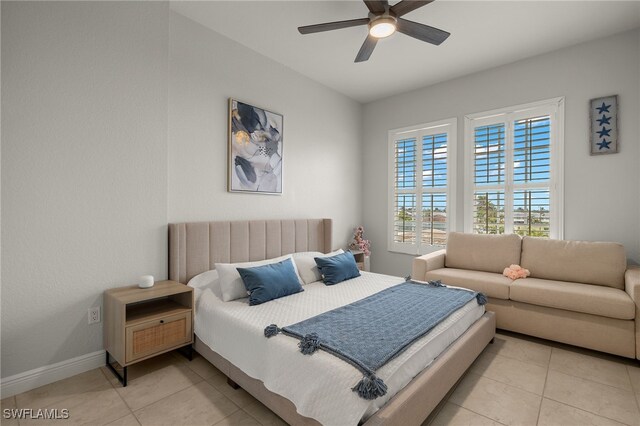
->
(314, 251), (361, 285)
(237, 258), (304, 306)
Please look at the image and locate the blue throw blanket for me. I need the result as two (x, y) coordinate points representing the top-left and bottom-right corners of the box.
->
(264, 280), (486, 400)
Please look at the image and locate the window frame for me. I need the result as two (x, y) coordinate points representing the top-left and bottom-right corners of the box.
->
(463, 97), (565, 239)
(387, 117), (457, 255)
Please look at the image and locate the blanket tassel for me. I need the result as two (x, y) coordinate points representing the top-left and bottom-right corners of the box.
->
(264, 324), (280, 338)
(299, 333), (321, 355)
(352, 374), (388, 400)
(476, 293), (487, 305)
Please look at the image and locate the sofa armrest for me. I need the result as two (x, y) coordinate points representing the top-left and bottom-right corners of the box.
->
(412, 249), (446, 281)
(626, 266), (640, 305)
(625, 266), (640, 360)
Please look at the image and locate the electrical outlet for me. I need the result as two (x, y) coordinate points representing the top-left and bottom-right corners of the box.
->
(88, 306), (101, 324)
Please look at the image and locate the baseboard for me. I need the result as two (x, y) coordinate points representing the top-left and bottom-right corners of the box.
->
(1, 350), (105, 398)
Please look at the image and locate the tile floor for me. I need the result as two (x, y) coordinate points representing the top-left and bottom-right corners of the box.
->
(2, 331), (640, 426)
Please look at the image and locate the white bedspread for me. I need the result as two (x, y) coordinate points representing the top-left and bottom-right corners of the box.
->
(192, 272), (484, 425)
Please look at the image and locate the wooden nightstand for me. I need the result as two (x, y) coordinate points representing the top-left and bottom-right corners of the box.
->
(350, 250), (370, 272)
(104, 280), (193, 386)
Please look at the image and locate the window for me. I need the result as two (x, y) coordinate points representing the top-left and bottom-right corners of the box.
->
(464, 98), (564, 239)
(388, 118), (456, 254)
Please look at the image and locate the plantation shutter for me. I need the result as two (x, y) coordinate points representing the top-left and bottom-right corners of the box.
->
(472, 124), (506, 234)
(511, 116), (551, 237)
(421, 133), (448, 246)
(393, 138), (417, 244)
(465, 98), (563, 239)
(389, 119), (456, 254)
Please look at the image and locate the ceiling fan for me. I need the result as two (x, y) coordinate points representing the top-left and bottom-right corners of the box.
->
(298, 0), (450, 63)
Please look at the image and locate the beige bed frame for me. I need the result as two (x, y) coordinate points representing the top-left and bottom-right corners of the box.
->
(168, 219), (495, 426)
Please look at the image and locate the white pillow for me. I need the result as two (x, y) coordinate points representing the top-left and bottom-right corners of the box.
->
(187, 269), (221, 300)
(293, 249), (344, 285)
(215, 254), (303, 302)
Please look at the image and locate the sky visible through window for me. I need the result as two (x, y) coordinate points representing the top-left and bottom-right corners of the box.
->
(395, 138), (416, 190)
(394, 134), (448, 191)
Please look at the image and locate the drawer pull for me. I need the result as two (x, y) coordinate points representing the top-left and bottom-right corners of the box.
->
(160, 320), (164, 324)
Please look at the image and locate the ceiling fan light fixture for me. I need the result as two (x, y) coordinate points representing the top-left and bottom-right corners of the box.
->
(369, 17), (396, 38)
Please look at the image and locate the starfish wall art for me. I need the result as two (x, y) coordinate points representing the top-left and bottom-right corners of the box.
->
(590, 95), (618, 155)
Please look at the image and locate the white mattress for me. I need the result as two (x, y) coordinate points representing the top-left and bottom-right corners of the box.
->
(191, 272), (484, 425)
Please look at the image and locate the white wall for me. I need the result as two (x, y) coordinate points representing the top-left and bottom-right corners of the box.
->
(0, 4), (363, 382)
(167, 12), (363, 245)
(1, 1), (170, 378)
(363, 29), (640, 277)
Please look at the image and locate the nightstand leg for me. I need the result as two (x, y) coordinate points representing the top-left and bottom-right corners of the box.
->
(177, 344), (193, 361)
(105, 351), (127, 387)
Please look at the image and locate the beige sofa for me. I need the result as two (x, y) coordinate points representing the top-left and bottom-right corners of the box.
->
(412, 232), (640, 360)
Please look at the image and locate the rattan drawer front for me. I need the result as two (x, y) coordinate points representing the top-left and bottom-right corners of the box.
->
(125, 312), (191, 363)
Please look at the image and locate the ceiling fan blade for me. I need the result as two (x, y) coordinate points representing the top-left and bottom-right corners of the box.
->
(298, 18), (369, 34)
(355, 35), (378, 62)
(396, 18), (450, 45)
(390, 0), (434, 17)
(363, 0), (389, 14)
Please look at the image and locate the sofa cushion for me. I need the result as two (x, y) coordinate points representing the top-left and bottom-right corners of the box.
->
(521, 237), (626, 289)
(510, 278), (634, 320)
(445, 232), (522, 274)
(424, 268), (512, 300)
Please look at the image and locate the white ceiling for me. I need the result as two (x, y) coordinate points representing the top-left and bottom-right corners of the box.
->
(170, 1), (640, 103)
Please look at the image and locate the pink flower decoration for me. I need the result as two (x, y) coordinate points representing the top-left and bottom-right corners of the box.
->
(349, 226), (371, 256)
(503, 264), (530, 280)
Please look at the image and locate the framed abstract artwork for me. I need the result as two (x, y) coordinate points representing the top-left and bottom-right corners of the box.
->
(590, 95), (618, 155)
(228, 99), (283, 194)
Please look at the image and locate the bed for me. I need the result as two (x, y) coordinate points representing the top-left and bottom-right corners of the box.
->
(169, 219), (495, 426)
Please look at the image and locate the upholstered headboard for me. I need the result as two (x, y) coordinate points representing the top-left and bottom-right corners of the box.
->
(168, 219), (333, 283)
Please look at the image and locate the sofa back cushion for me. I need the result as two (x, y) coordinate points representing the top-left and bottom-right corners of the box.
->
(521, 237), (626, 289)
(445, 232), (522, 274)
